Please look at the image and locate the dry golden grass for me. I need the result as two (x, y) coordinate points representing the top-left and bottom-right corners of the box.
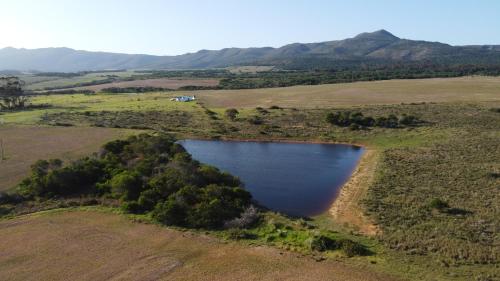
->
(0, 126), (136, 190)
(0, 210), (400, 281)
(195, 76), (500, 108)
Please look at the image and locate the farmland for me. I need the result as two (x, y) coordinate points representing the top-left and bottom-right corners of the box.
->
(0, 126), (137, 190)
(194, 76), (500, 108)
(0, 209), (398, 281)
(21, 71), (138, 91)
(17, 71), (220, 92)
(0, 76), (499, 280)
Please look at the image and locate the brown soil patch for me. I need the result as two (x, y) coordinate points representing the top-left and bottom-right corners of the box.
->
(73, 78), (219, 91)
(330, 149), (380, 235)
(0, 126), (134, 190)
(0, 210), (400, 281)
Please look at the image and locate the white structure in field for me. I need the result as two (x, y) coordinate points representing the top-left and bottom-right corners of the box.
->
(171, 95), (196, 102)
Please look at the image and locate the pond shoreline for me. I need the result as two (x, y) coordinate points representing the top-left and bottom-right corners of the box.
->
(329, 149), (379, 236)
(179, 135), (366, 148)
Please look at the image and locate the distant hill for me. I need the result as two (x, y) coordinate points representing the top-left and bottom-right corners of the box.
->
(1, 30), (500, 72)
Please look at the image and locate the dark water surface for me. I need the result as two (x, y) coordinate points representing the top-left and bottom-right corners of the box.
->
(179, 140), (364, 217)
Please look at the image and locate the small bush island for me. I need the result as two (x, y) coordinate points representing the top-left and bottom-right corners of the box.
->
(326, 111), (421, 128)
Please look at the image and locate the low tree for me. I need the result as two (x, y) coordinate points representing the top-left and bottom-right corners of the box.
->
(0, 77), (29, 110)
(225, 108), (239, 121)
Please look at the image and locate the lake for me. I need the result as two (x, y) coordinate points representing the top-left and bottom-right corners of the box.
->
(179, 140), (364, 217)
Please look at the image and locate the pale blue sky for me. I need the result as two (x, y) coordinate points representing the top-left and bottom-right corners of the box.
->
(1, 0), (499, 55)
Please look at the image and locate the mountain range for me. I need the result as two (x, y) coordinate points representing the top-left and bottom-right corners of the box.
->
(1, 30), (499, 72)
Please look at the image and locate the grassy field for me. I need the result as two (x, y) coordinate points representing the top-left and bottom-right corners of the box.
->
(0, 126), (137, 191)
(0, 209), (398, 281)
(194, 76), (500, 108)
(0, 92), (201, 124)
(0, 77), (499, 280)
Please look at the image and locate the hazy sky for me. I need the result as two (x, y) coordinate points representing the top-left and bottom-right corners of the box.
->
(1, 0), (499, 55)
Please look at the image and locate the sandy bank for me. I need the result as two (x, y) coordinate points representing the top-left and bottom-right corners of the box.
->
(329, 149), (380, 236)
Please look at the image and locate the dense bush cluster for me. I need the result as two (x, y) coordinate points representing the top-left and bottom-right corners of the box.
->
(17, 134), (252, 229)
(326, 111), (421, 129)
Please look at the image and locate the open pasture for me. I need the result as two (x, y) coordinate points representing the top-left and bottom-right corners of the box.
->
(0, 209), (399, 281)
(0, 126), (135, 190)
(0, 92), (201, 124)
(194, 76), (500, 108)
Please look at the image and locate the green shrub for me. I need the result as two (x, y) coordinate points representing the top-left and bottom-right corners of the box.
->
(306, 235), (368, 256)
(225, 108), (239, 121)
(429, 198), (449, 210)
(110, 171), (143, 201)
(148, 168), (188, 197)
(308, 235), (338, 252)
(121, 201), (142, 214)
(187, 185), (251, 228)
(399, 114), (420, 126)
(102, 139), (130, 154)
(0, 192), (23, 204)
(18, 157), (106, 197)
(137, 189), (161, 211)
(256, 107), (268, 114)
(153, 198), (187, 226)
